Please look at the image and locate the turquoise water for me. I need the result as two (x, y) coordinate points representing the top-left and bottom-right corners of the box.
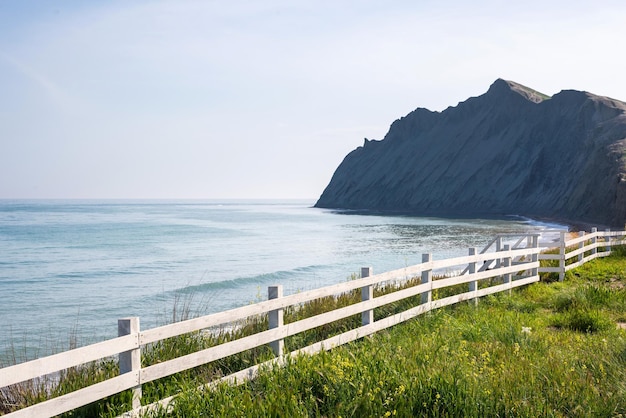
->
(0, 200), (565, 360)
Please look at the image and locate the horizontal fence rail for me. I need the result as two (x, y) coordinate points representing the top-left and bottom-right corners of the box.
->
(2, 228), (625, 417)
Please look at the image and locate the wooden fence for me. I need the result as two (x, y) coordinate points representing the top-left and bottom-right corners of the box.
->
(1, 228), (625, 417)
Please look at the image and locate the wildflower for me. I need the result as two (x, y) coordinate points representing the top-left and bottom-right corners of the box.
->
(522, 326), (532, 334)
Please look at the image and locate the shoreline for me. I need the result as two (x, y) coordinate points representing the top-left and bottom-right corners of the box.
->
(316, 206), (618, 232)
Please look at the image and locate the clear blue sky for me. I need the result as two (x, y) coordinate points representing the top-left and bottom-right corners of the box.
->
(1, 0), (626, 199)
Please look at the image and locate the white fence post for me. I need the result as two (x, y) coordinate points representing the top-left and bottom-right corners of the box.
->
(531, 234), (539, 278)
(495, 236), (502, 269)
(606, 229), (612, 253)
(591, 227), (597, 256)
(361, 267), (374, 326)
(468, 247), (478, 306)
(578, 231), (585, 262)
(421, 253), (432, 307)
(268, 285), (284, 357)
(502, 244), (511, 293)
(559, 231), (567, 281)
(118, 317), (141, 410)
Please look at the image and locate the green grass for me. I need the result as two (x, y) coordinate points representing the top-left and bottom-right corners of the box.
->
(157, 254), (626, 417)
(3, 253), (626, 417)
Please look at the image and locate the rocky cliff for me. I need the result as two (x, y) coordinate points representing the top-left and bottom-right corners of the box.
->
(315, 79), (626, 227)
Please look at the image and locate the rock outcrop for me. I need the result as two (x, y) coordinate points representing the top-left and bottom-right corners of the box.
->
(315, 79), (626, 227)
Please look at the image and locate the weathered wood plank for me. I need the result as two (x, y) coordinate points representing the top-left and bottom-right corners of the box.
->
(538, 254), (560, 260)
(141, 327), (283, 383)
(539, 267), (562, 273)
(428, 247), (540, 272)
(566, 232), (600, 246)
(4, 373), (138, 418)
(431, 262), (539, 290)
(565, 242), (603, 260)
(0, 334), (138, 388)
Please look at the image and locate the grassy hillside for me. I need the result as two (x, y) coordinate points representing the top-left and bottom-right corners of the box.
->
(157, 252), (626, 417)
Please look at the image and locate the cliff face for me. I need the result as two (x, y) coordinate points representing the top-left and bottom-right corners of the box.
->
(315, 79), (626, 227)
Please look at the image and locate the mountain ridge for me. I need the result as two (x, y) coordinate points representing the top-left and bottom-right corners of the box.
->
(315, 79), (626, 228)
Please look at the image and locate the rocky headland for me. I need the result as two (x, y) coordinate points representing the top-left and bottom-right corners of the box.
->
(315, 79), (626, 228)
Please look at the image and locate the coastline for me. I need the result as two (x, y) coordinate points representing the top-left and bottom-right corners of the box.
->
(316, 205), (619, 233)
(527, 215), (614, 233)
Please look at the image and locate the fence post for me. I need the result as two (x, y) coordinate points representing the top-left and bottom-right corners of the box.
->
(421, 253), (432, 308)
(503, 245), (511, 293)
(591, 227), (597, 256)
(559, 231), (567, 281)
(531, 234), (539, 278)
(268, 285), (284, 357)
(361, 267), (374, 326)
(578, 231), (585, 263)
(606, 229), (612, 254)
(495, 236), (502, 269)
(118, 317), (141, 410)
(468, 247), (478, 306)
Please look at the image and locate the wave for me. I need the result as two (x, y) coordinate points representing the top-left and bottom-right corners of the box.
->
(159, 264), (338, 297)
(509, 215), (569, 230)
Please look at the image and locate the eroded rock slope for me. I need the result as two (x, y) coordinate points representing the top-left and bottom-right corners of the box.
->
(315, 79), (626, 227)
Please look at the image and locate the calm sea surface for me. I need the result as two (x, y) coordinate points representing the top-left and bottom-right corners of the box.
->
(0, 200), (565, 361)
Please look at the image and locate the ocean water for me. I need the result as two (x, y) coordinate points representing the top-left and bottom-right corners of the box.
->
(0, 200), (565, 361)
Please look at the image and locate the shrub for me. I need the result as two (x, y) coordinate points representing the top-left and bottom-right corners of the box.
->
(551, 308), (612, 333)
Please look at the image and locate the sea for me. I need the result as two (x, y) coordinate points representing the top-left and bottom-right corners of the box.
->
(0, 199), (566, 362)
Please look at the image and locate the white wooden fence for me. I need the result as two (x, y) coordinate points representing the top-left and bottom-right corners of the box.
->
(538, 228), (626, 280)
(1, 228), (625, 417)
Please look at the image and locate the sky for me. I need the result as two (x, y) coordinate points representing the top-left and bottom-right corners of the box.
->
(1, 0), (626, 200)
